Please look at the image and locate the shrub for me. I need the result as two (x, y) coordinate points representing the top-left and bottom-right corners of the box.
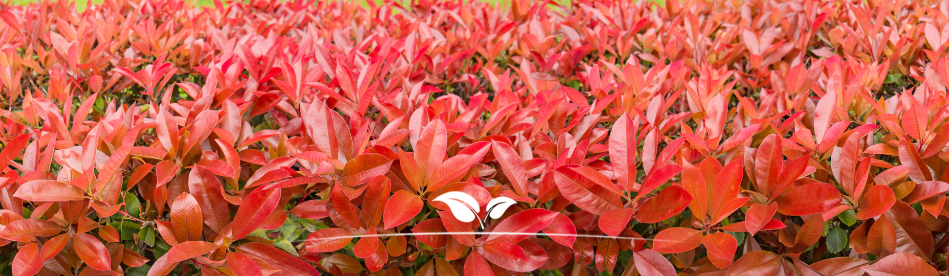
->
(0, 0), (947, 275)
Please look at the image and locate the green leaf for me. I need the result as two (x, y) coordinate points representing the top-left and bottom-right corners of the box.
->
(125, 193), (141, 218)
(884, 74), (902, 84)
(144, 226), (156, 247)
(729, 231), (746, 246)
(837, 209), (857, 226)
(826, 227), (847, 253)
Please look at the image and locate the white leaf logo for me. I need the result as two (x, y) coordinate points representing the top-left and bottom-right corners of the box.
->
(433, 192), (480, 223)
(485, 197), (517, 219)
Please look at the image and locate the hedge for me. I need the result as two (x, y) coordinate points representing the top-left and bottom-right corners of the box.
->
(0, 0), (947, 275)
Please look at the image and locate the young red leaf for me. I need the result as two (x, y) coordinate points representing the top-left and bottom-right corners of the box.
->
(636, 186), (692, 223)
(492, 141), (529, 197)
(609, 113), (638, 191)
(230, 188), (281, 240)
(166, 241), (218, 263)
(702, 233), (737, 269)
(1, 219), (61, 242)
(856, 185), (896, 220)
(416, 120), (448, 185)
(775, 183), (842, 216)
(632, 249), (676, 276)
(478, 239), (548, 272)
(339, 153), (392, 187)
(226, 252), (263, 276)
(595, 238), (619, 272)
(170, 193), (203, 242)
(542, 213), (577, 247)
(726, 250), (782, 275)
(754, 134), (783, 196)
(789, 215), (824, 252)
(485, 209), (558, 245)
(862, 252), (939, 276)
(361, 176), (391, 228)
(188, 167), (230, 233)
(12, 243), (41, 276)
(652, 227), (703, 253)
(598, 208), (635, 237)
(553, 166), (622, 215)
(306, 228), (353, 253)
(13, 180), (85, 202)
(383, 190), (423, 229)
(899, 138), (933, 182)
(745, 202), (778, 236)
(483, 241), (527, 261)
(73, 233), (111, 271)
(464, 251), (494, 276)
(236, 242), (320, 276)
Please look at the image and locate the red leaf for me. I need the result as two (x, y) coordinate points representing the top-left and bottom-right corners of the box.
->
(13, 180), (85, 201)
(226, 252), (263, 276)
(775, 182), (842, 216)
(464, 251), (494, 276)
(542, 213), (577, 247)
(811, 257), (870, 276)
(353, 228), (379, 258)
(170, 193), (203, 242)
(166, 241), (218, 263)
(416, 120), (448, 185)
(754, 134), (783, 196)
(339, 153), (392, 187)
(147, 254), (177, 276)
(236, 243), (319, 276)
(903, 181), (949, 204)
(483, 241), (527, 261)
(789, 215), (825, 252)
(331, 183), (363, 229)
(553, 167), (622, 215)
(188, 167), (230, 233)
(609, 113), (638, 191)
(95, 145), (131, 204)
(485, 209), (558, 245)
(383, 190), (423, 229)
(636, 186), (692, 223)
(652, 227), (703, 253)
(862, 252), (939, 276)
(230, 188), (281, 240)
(12, 243), (41, 276)
(595, 238), (619, 272)
(899, 138), (932, 182)
(478, 239), (548, 272)
(883, 201), (934, 259)
(361, 176), (391, 228)
(305, 228), (353, 253)
(412, 218), (448, 248)
(637, 164), (683, 198)
(492, 141), (529, 197)
(598, 208), (635, 237)
(632, 249), (676, 276)
(702, 233), (737, 269)
(0, 219), (61, 242)
(856, 185), (896, 220)
(73, 232), (111, 271)
(745, 202), (778, 236)
(726, 250), (782, 275)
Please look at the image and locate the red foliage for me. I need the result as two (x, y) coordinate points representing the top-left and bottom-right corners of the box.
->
(0, 0), (946, 274)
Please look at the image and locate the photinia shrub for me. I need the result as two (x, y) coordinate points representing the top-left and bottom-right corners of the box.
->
(0, 0), (947, 275)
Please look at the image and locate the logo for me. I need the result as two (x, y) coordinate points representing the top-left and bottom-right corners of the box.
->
(432, 192), (516, 229)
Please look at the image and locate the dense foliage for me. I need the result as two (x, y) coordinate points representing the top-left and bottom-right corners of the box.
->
(0, 0), (948, 274)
